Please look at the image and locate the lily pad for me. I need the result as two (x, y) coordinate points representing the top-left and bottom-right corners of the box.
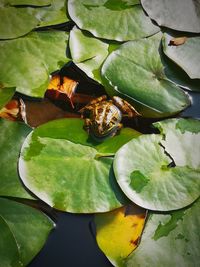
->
(8, 0), (51, 6)
(0, 197), (54, 266)
(102, 34), (190, 118)
(69, 26), (109, 83)
(95, 205), (146, 267)
(36, 0), (69, 27)
(18, 119), (138, 213)
(141, 0), (200, 33)
(0, 119), (33, 199)
(0, 31), (70, 97)
(0, 6), (39, 39)
(68, 0), (159, 41)
(162, 33), (200, 80)
(154, 118), (200, 169)
(113, 132), (200, 211)
(0, 87), (15, 110)
(125, 198), (200, 267)
(162, 53), (200, 92)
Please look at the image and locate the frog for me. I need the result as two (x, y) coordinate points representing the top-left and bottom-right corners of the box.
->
(79, 95), (140, 139)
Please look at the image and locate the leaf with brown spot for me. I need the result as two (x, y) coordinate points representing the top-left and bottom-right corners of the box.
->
(95, 205), (147, 267)
(169, 37), (187, 46)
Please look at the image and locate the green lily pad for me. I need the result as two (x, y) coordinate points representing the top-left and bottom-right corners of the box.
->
(8, 0), (51, 6)
(154, 118), (200, 169)
(37, 0), (69, 27)
(18, 119), (137, 213)
(0, 215), (20, 267)
(141, 0), (200, 33)
(0, 31), (70, 97)
(0, 6), (39, 39)
(69, 26), (109, 83)
(162, 53), (200, 92)
(113, 131), (200, 211)
(0, 119), (33, 199)
(68, 0), (159, 41)
(162, 33), (200, 80)
(0, 197), (54, 266)
(102, 34), (190, 118)
(0, 87), (15, 110)
(125, 198), (200, 267)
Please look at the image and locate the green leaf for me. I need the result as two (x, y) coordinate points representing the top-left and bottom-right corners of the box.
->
(68, 0), (159, 41)
(0, 31), (70, 97)
(113, 132), (200, 211)
(95, 205), (146, 267)
(125, 198), (200, 267)
(0, 6), (39, 39)
(18, 118), (137, 213)
(8, 0), (51, 6)
(69, 26), (109, 83)
(0, 119), (33, 199)
(141, 0), (200, 33)
(0, 197), (54, 266)
(37, 0), (69, 27)
(154, 118), (200, 169)
(0, 215), (20, 267)
(0, 87), (15, 110)
(162, 33), (200, 79)
(102, 34), (190, 118)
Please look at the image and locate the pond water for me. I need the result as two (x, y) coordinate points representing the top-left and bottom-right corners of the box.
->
(28, 90), (200, 267)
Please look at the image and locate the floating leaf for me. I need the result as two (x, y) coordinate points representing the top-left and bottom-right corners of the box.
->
(0, 5), (39, 39)
(8, 0), (51, 6)
(0, 87), (15, 110)
(95, 205), (146, 267)
(102, 34), (190, 118)
(125, 198), (200, 267)
(141, 0), (200, 33)
(37, 0), (69, 27)
(69, 26), (109, 83)
(0, 31), (70, 97)
(114, 126), (200, 211)
(18, 119), (139, 213)
(0, 197), (54, 266)
(154, 118), (200, 169)
(0, 119), (33, 199)
(162, 33), (200, 79)
(68, 0), (159, 41)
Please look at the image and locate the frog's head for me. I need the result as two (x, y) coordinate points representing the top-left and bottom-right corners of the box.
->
(90, 120), (119, 138)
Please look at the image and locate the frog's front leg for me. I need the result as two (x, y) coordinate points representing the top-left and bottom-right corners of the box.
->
(83, 118), (92, 133)
(112, 96), (140, 118)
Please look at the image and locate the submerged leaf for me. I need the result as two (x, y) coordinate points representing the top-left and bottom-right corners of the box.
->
(18, 119), (139, 213)
(68, 0), (159, 41)
(0, 197), (54, 266)
(125, 198), (200, 267)
(95, 204), (146, 267)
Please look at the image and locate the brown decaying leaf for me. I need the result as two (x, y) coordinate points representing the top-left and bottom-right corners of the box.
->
(0, 99), (23, 121)
(169, 37), (187, 46)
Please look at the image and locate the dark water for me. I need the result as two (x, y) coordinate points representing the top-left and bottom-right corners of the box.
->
(28, 91), (200, 267)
